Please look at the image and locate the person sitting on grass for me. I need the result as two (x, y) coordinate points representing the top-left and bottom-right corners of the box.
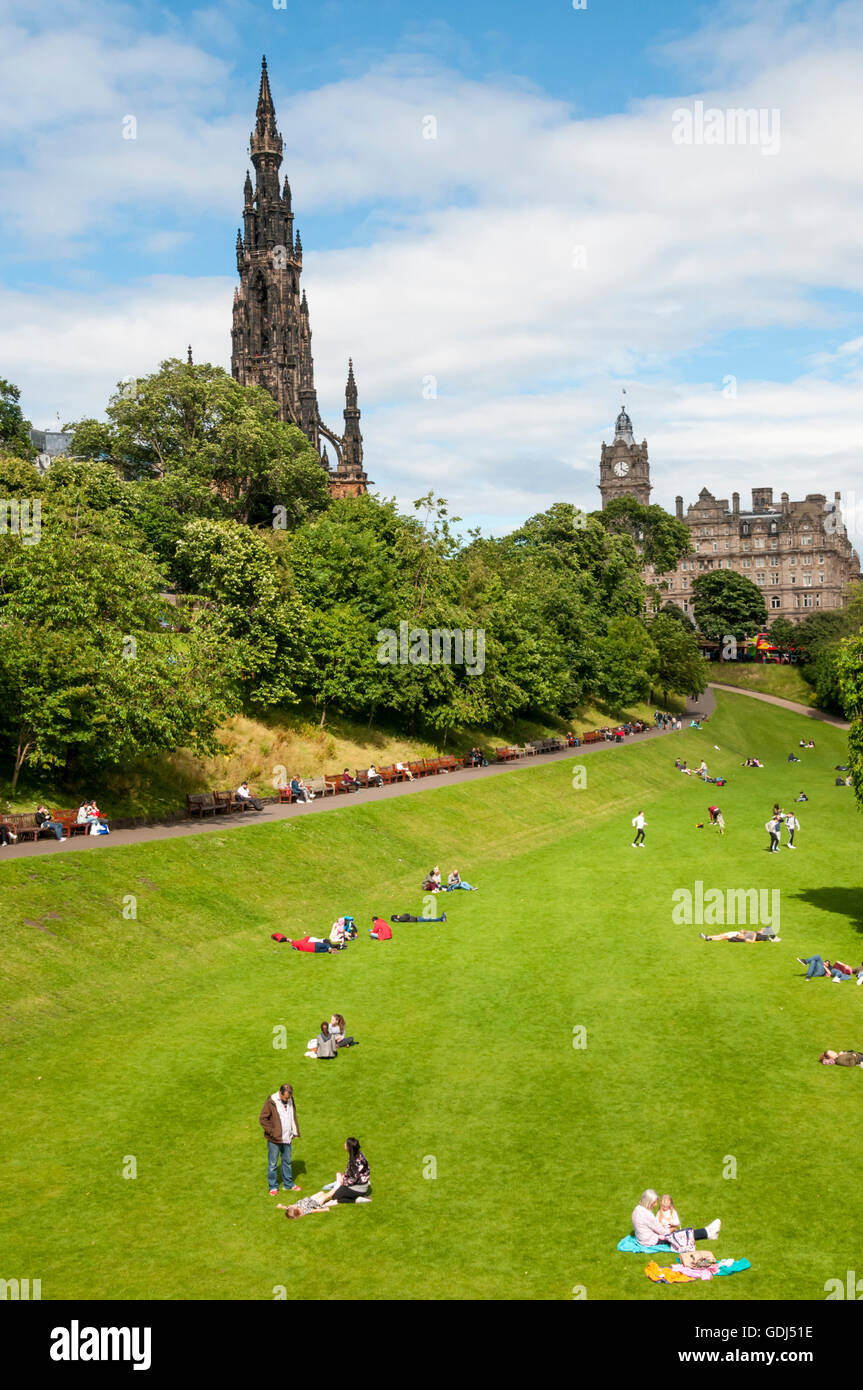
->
(422, 866), (443, 892)
(656, 1193), (680, 1235)
(289, 935), (339, 955)
(700, 927), (780, 943)
(320, 1137), (372, 1204)
(447, 868), (477, 891)
(329, 1014), (358, 1047)
(369, 917), (393, 940)
(818, 1050), (863, 1066)
(795, 792), (808, 802)
(305, 1022), (339, 1059)
(787, 752), (801, 763)
(631, 1189), (720, 1250)
(328, 918), (349, 950)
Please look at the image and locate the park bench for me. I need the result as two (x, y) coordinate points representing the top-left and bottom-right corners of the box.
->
(214, 789), (254, 814)
(495, 746), (519, 762)
(306, 777), (333, 798)
(581, 730), (603, 745)
(3, 810), (87, 841)
(436, 755), (462, 773)
(186, 792), (224, 817)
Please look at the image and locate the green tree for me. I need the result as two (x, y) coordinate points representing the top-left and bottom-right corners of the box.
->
(835, 633), (863, 811)
(660, 601), (695, 629)
(650, 612), (709, 705)
(0, 498), (235, 787)
(691, 570), (767, 640)
(769, 617), (797, 650)
(595, 617), (659, 709)
(595, 497), (692, 575)
(0, 379), (35, 460)
(66, 358), (331, 528)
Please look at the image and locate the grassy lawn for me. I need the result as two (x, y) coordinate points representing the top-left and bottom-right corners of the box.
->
(708, 662), (818, 707)
(1, 691), (860, 1301)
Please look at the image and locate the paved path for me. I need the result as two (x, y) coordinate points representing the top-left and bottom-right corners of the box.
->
(0, 699), (713, 862)
(707, 681), (850, 730)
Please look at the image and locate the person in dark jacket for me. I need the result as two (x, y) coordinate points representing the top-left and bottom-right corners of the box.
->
(259, 1084), (302, 1195)
(35, 805), (64, 841)
(326, 1137), (371, 1203)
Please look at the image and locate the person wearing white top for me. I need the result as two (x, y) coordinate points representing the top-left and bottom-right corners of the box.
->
(631, 811), (647, 847)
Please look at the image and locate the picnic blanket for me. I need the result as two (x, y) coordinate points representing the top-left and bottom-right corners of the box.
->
(617, 1234), (673, 1254)
(645, 1257), (751, 1284)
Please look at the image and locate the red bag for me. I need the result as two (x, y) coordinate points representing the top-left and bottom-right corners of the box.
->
(272, 933), (288, 942)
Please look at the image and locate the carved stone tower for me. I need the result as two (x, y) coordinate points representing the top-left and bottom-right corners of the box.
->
(231, 58), (369, 496)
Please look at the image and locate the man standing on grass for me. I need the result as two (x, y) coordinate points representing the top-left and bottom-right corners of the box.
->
(784, 811), (800, 849)
(632, 810), (647, 848)
(766, 816), (782, 853)
(260, 1084), (302, 1196)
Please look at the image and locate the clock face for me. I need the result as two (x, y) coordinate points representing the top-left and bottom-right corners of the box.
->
(613, 460), (630, 477)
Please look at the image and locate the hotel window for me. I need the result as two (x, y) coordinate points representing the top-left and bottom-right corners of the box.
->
(802, 535), (813, 544)
(819, 573), (824, 583)
(770, 574), (780, 584)
(770, 596), (781, 609)
(755, 538), (765, 549)
(803, 594), (814, 607)
(818, 554), (824, 565)
(682, 600), (689, 612)
(682, 579), (688, 588)
(724, 541), (730, 550)
(742, 541), (750, 551)
(816, 595), (821, 607)
(769, 539), (778, 550)
(694, 543), (700, 553)
(804, 575), (812, 586)
(756, 573), (765, 584)
(712, 542), (718, 552)
(789, 555), (797, 564)
(742, 558), (751, 568)
(795, 595), (800, 608)
(802, 554), (812, 565)
(755, 557), (765, 567)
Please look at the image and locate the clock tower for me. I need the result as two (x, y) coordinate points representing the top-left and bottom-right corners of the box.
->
(599, 402), (651, 508)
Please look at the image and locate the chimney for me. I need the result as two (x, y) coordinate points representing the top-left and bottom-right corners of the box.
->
(781, 491), (790, 515)
(732, 492), (740, 517)
(675, 495), (683, 520)
(752, 487), (773, 511)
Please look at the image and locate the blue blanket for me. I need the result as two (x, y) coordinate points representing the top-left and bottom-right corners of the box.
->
(617, 1234), (672, 1254)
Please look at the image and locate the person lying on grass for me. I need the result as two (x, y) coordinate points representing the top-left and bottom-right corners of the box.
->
(798, 956), (863, 982)
(632, 1189), (720, 1251)
(390, 911), (447, 923)
(289, 935), (339, 954)
(278, 1191), (338, 1217)
(700, 928), (780, 942)
(819, 1050), (863, 1066)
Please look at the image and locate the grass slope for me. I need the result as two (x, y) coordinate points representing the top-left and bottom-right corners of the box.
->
(0, 692), (860, 1301)
(708, 662), (817, 706)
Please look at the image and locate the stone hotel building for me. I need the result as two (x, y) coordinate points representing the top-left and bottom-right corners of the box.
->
(598, 406), (860, 623)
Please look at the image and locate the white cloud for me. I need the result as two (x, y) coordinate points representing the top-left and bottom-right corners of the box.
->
(2, 0), (863, 544)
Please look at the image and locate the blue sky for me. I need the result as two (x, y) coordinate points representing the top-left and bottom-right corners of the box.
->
(2, 0), (863, 535)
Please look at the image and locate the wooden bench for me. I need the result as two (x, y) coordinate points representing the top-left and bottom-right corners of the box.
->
(277, 787), (294, 803)
(214, 789), (253, 814)
(495, 746), (519, 762)
(581, 730), (603, 745)
(5, 810), (85, 841)
(306, 777), (333, 798)
(187, 792), (224, 817)
(437, 755), (462, 773)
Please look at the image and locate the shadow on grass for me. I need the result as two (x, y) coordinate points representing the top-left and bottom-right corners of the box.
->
(791, 887), (863, 936)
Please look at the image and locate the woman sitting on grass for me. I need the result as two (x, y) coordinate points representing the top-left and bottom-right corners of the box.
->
(700, 928), (780, 942)
(323, 1137), (372, 1204)
(632, 1190), (720, 1251)
(304, 1022), (338, 1059)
